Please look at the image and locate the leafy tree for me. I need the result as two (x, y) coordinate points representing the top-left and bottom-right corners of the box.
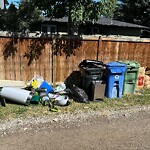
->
(0, 0), (119, 33)
(4, 3), (19, 32)
(18, 0), (41, 32)
(0, 0), (41, 32)
(100, 0), (118, 19)
(32, 0), (102, 35)
(114, 0), (150, 27)
(0, 8), (6, 30)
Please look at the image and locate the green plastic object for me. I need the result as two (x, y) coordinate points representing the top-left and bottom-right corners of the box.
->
(118, 60), (140, 94)
(30, 95), (40, 104)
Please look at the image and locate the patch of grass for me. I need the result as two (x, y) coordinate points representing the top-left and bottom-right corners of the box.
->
(11, 106), (28, 115)
(0, 88), (150, 121)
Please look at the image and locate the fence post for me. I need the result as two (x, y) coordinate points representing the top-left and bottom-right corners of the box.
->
(51, 37), (56, 86)
(97, 36), (102, 60)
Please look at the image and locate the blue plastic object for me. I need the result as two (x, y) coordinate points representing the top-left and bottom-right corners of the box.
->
(40, 81), (53, 94)
(105, 62), (127, 98)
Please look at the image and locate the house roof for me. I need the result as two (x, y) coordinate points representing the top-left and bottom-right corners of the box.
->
(94, 18), (149, 29)
(43, 17), (68, 23)
(43, 17), (149, 29)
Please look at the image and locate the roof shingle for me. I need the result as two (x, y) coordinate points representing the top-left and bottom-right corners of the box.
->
(43, 17), (149, 29)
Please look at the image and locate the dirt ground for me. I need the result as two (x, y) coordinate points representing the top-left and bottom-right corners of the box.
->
(0, 109), (150, 150)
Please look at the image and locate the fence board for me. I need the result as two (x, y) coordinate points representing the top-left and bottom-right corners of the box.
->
(0, 38), (2, 76)
(143, 43), (150, 67)
(0, 36), (149, 83)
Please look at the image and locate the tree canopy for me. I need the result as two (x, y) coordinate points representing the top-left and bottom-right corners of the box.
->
(0, 3), (19, 31)
(0, 0), (149, 35)
(100, 0), (118, 19)
(0, 0), (119, 34)
(18, 0), (41, 32)
(32, 0), (102, 34)
(114, 0), (150, 27)
(0, 0), (41, 33)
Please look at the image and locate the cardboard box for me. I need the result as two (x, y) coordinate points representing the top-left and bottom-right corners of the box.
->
(136, 67), (145, 90)
(91, 81), (106, 101)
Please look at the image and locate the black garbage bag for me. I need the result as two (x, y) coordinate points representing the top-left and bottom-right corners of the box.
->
(69, 85), (89, 103)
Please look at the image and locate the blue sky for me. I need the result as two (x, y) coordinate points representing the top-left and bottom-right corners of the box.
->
(8, 0), (20, 4)
(8, 0), (99, 4)
(7, 0), (99, 7)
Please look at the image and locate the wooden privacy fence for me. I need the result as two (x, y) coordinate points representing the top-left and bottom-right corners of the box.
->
(0, 36), (149, 84)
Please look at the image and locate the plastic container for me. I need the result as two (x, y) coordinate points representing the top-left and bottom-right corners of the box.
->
(105, 62), (127, 98)
(79, 59), (105, 80)
(118, 60), (140, 94)
(30, 75), (44, 88)
(55, 95), (68, 106)
(0, 86), (31, 105)
(41, 95), (50, 106)
(78, 59), (106, 100)
(30, 95), (40, 104)
(54, 83), (66, 93)
(40, 81), (53, 94)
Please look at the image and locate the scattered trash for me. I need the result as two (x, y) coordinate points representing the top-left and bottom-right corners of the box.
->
(70, 85), (89, 103)
(54, 83), (66, 93)
(30, 75), (53, 94)
(53, 118), (58, 122)
(49, 106), (58, 112)
(55, 95), (69, 106)
(1, 97), (6, 107)
(0, 59), (148, 115)
(0, 86), (32, 105)
(30, 75), (44, 88)
(40, 81), (53, 94)
(48, 93), (59, 99)
(31, 79), (41, 89)
(0, 74), (87, 112)
(30, 95), (40, 104)
(41, 95), (50, 106)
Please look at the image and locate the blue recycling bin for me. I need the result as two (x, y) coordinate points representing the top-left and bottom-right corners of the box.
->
(105, 62), (127, 98)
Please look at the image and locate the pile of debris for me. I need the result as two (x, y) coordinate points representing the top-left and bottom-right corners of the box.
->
(0, 75), (89, 112)
(1, 59), (149, 112)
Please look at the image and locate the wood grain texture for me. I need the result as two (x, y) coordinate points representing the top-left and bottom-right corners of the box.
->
(0, 37), (149, 83)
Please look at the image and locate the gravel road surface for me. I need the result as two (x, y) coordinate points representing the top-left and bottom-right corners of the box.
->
(0, 106), (150, 150)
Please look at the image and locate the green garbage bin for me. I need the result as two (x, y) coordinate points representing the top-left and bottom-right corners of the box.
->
(118, 60), (140, 94)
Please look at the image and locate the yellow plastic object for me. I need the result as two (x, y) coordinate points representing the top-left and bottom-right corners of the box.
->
(49, 107), (58, 112)
(31, 80), (41, 88)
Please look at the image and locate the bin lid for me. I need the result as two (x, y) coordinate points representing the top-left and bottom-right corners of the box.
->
(82, 67), (104, 75)
(118, 60), (140, 68)
(106, 62), (126, 67)
(109, 68), (126, 73)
